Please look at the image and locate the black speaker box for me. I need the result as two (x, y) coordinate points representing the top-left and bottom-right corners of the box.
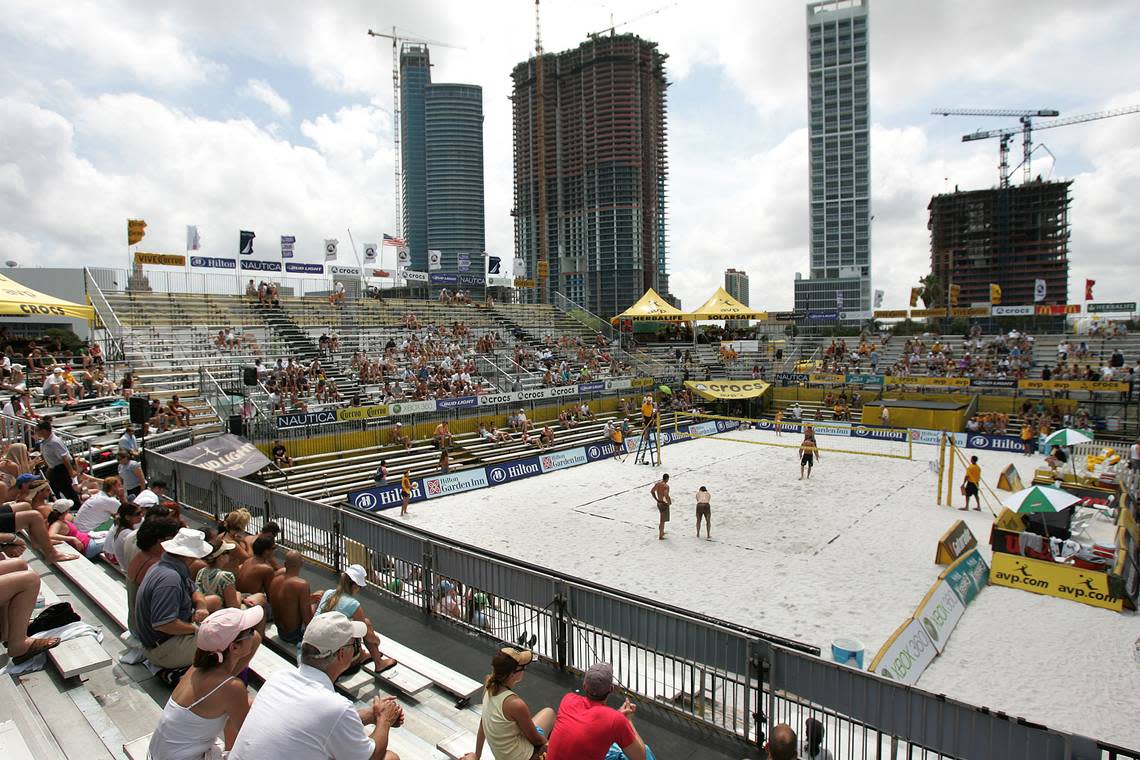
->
(129, 396), (151, 424)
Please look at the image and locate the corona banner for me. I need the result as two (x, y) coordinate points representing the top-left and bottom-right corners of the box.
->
(910, 308), (948, 318)
(989, 552), (1124, 611)
(684, 380), (770, 400)
(335, 405), (390, 422)
(873, 309), (908, 319)
(134, 251), (187, 267)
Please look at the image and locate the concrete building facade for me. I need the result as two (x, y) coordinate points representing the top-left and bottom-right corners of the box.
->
(724, 268), (750, 329)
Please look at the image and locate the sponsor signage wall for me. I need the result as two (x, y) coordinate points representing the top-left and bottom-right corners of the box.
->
(458, 273), (485, 286)
(539, 447), (588, 472)
(330, 265), (361, 276)
(935, 520), (977, 565)
(1035, 304), (1081, 316)
(1017, 379), (1129, 392)
(873, 309), (909, 319)
(1087, 302), (1136, 314)
(869, 617), (938, 685)
(989, 552), (1124, 611)
(336, 405), (389, 421)
(240, 259), (282, 272)
(486, 457), (543, 485)
(387, 400), (437, 416)
(349, 480), (425, 512)
(990, 305), (1035, 317)
(422, 468), (489, 499)
(885, 375), (970, 387)
(285, 262), (324, 274)
(430, 273), (459, 284)
(913, 580), (965, 654)
(134, 252), (187, 266)
(191, 256), (236, 270)
(403, 270), (430, 282)
(275, 409), (338, 429)
(940, 549), (989, 607)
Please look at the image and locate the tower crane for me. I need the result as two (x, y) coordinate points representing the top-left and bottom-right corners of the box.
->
(367, 27), (462, 239)
(961, 105), (1140, 187)
(587, 2), (677, 40)
(931, 108), (1059, 189)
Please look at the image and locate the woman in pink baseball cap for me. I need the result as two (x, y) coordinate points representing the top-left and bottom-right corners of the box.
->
(148, 606), (263, 759)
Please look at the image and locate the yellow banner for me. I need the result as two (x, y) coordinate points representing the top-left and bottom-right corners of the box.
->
(873, 309), (908, 319)
(884, 375), (970, 387)
(514, 278), (536, 288)
(809, 373), (846, 384)
(1017, 379), (1129, 392)
(989, 552), (1123, 611)
(910, 308), (948, 318)
(335, 404), (389, 422)
(952, 306), (991, 317)
(684, 380), (770, 400)
(631, 377), (655, 389)
(134, 251), (187, 267)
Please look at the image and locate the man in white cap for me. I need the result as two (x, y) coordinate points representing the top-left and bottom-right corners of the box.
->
(229, 611), (404, 760)
(134, 527), (216, 670)
(545, 662), (648, 760)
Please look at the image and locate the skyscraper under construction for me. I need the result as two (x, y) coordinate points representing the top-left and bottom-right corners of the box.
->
(929, 180), (1071, 307)
(511, 34), (671, 318)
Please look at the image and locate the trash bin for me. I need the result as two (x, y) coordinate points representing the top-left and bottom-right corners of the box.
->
(831, 637), (865, 669)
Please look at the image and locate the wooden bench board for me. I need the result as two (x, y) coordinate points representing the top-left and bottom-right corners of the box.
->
(377, 638), (482, 701)
(0, 675), (65, 760)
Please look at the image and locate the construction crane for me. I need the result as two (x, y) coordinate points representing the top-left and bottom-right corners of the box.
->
(962, 105), (1140, 187)
(932, 108), (1059, 189)
(534, 0), (548, 304)
(587, 2), (677, 39)
(367, 27), (461, 240)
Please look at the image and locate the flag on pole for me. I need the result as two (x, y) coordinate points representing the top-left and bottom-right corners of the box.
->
(873, 289), (884, 308)
(487, 255), (502, 275)
(909, 287), (921, 308)
(1085, 278), (1095, 301)
(324, 239), (338, 261)
(428, 250), (442, 271)
(280, 235), (295, 258)
(1034, 278), (1047, 302)
(382, 233), (405, 246)
(186, 225), (201, 251)
(396, 247), (410, 269)
(989, 283), (1002, 305)
(363, 242), (378, 263)
(513, 257), (527, 277)
(239, 230), (255, 255)
(835, 290), (844, 309)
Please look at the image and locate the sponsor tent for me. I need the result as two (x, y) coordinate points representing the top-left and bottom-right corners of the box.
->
(684, 287), (767, 321)
(609, 288), (688, 323)
(0, 272), (95, 319)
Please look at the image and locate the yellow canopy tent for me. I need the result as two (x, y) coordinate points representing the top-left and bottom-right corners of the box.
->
(684, 379), (770, 400)
(0, 273), (94, 320)
(685, 287), (767, 321)
(610, 287), (687, 323)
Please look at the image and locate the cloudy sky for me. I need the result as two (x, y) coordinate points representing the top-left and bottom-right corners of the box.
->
(1, 0), (1138, 311)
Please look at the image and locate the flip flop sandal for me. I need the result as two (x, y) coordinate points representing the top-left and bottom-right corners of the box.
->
(11, 636), (61, 665)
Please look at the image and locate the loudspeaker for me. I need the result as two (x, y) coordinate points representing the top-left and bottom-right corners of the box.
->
(242, 367), (258, 386)
(129, 396), (151, 424)
(227, 415), (243, 436)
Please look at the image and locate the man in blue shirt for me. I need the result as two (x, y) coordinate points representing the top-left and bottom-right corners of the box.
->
(134, 527), (214, 669)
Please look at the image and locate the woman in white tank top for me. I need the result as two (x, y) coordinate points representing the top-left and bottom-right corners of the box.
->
(471, 647), (555, 760)
(148, 606), (263, 759)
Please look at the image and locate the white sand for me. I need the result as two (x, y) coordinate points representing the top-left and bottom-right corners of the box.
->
(403, 427), (1140, 747)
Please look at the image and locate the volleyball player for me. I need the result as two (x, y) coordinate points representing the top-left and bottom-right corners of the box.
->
(799, 425), (820, 480)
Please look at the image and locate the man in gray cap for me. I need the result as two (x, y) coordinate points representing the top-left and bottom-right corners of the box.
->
(230, 611), (403, 760)
(545, 662), (648, 760)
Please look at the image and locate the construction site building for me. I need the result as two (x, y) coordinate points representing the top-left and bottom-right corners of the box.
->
(511, 34), (672, 318)
(929, 179), (1071, 307)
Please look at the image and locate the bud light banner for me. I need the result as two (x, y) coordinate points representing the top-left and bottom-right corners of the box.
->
(436, 396), (478, 411)
(430, 273), (459, 284)
(350, 480), (425, 512)
(486, 457), (543, 485)
(191, 256), (236, 270)
(240, 259), (282, 272)
(285, 262), (324, 274)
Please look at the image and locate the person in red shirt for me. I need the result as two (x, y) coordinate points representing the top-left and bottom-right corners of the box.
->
(545, 663), (651, 760)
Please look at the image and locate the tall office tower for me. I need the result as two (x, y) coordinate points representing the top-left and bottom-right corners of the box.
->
(401, 46), (486, 276)
(929, 181), (1071, 307)
(724, 268), (750, 329)
(794, 0), (871, 321)
(511, 34), (672, 319)
(425, 84), (485, 275)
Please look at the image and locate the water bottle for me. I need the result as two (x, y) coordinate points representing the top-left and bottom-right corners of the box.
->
(34, 593), (45, 610)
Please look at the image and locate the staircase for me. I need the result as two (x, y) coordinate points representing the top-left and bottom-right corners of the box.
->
(259, 303), (362, 401)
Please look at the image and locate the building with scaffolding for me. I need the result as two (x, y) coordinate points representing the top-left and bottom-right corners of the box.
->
(929, 180), (1071, 307)
(510, 34), (672, 319)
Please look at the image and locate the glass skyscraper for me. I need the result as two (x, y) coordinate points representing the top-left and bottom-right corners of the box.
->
(400, 45), (431, 271)
(794, 0), (871, 320)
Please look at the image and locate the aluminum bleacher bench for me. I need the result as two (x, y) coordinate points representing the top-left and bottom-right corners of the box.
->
(0, 673), (66, 760)
(33, 580), (113, 679)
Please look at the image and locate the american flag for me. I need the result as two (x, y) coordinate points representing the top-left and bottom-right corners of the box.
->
(383, 233), (405, 246)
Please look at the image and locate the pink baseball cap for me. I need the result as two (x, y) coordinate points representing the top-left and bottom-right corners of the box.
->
(196, 606), (264, 652)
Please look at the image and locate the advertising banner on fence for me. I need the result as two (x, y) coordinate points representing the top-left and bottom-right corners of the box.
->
(349, 480), (425, 512)
(275, 409), (338, 429)
(422, 468), (489, 499)
(873, 309), (909, 319)
(540, 447), (588, 473)
(1017, 379), (1129, 393)
(330, 265), (361, 276)
(403, 270), (429, 283)
(969, 378), (1018, 389)
(285, 262), (323, 274)
(387, 400), (437, 416)
(486, 457), (543, 485)
(990, 552), (1124, 611)
(191, 256), (236, 270)
(240, 259), (282, 272)
(869, 617), (937, 685)
(774, 372), (810, 384)
(991, 305), (1035, 317)
(913, 580), (965, 655)
(436, 396), (478, 411)
(910, 308), (948, 318)
(909, 429), (967, 447)
(939, 548), (989, 607)
(336, 405), (389, 421)
(1035, 304), (1081, 316)
(885, 376), (970, 387)
(1087, 302), (1136, 314)
(809, 373), (846, 384)
(963, 433), (1024, 452)
(134, 252), (187, 267)
(846, 373), (884, 386)
(166, 434), (270, 478)
(430, 273), (459, 285)
(684, 380), (770, 400)
(458, 273), (485, 286)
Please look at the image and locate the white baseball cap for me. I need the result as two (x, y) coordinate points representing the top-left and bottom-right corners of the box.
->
(345, 563), (367, 587)
(303, 612), (367, 657)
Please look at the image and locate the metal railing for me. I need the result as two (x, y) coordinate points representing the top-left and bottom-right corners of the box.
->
(551, 292), (614, 342)
(1, 412), (93, 463)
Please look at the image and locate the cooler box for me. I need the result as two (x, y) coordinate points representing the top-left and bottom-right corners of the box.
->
(831, 637), (865, 669)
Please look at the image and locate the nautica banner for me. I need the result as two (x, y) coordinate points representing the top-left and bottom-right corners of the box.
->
(240, 259), (282, 272)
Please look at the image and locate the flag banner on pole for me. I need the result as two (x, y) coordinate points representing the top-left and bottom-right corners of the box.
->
(457, 252), (470, 272)
(487, 255), (502, 275)
(127, 219), (147, 245)
(428, 250), (442, 271)
(836, 290), (844, 309)
(1085, 279), (1095, 301)
(239, 230), (255, 255)
(873, 289), (884, 308)
(513, 257), (527, 277)
(186, 225), (201, 251)
(396, 247), (410, 269)
(1034, 278), (1047, 302)
(324, 239), (338, 261)
(280, 235), (295, 258)
(383, 233), (405, 246)
(909, 286), (922, 308)
(363, 243), (378, 263)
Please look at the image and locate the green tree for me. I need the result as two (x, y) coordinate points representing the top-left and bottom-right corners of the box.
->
(918, 274), (943, 308)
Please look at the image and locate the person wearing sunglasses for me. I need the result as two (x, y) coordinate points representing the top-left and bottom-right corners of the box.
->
(148, 606), (263, 759)
(465, 647), (554, 760)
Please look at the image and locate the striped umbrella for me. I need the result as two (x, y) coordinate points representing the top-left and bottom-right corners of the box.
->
(1001, 485), (1081, 514)
(1043, 428), (1093, 448)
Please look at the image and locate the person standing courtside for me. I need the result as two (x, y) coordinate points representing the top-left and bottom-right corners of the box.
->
(960, 456), (982, 512)
(650, 474), (671, 541)
(35, 419), (79, 502)
(695, 486), (712, 540)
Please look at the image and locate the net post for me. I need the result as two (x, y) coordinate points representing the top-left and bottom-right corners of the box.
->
(937, 433), (946, 505)
(945, 433), (956, 507)
(656, 406), (663, 466)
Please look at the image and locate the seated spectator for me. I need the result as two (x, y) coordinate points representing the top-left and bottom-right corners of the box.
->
(229, 612), (404, 760)
(374, 460), (388, 484)
(271, 439), (293, 468)
(391, 422), (411, 450)
(439, 448), (450, 474)
(522, 430), (544, 450)
(199, 539), (267, 615)
(47, 499), (107, 559)
(578, 402), (593, 420)
(269, 550), (313, 645)
(107, 502), (143, 570)
(235, 536), (280, 597)
(75, 475), (124, 532)
(541, 426), (555, 447)
(134, 527), (214, 672)
(467, 647), (554, 760)
(168, 395), (193, 427)
(545, 663), (651, 760)
(433, 420), (454, 451)
(767, 723), (798, 760)
(0, 493), (76, 563)
(314, 564), (397, 673)
(126, 515), (180, 636)
(1045, 445), (1069, 470)
(245, 522), (281, 565)
(148, 606), (263, 759)
(558, 409), (576, 429)
(119, 424), (141, 457)
(0, 555), (61, 663)
(217, 509), (254, 567)
(134, 478), (169, 508)
(800, 717), (833, 760)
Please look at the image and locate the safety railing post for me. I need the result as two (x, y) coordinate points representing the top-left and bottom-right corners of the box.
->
(553, 587), (569, 671)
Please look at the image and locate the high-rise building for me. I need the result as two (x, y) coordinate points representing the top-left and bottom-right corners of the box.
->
(724, 268), (750, 329)
(425, 84), (485, 275)
(511, 34), (671, 319)
(401, 46), (485, 276)
(929, 180), (1071, 307)
(794, 0), (871, 320)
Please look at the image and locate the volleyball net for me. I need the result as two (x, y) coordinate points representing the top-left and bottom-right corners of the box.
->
(676, 411), (914, 461)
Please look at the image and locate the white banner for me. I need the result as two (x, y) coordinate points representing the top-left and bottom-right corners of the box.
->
(487, 275), (514, 287)
(324, 239), (338, 261)
(991, 305), (1035, 317)
(838, 310), (873, 321)
(403, 270), (429, 283)
(870, 618), (937, 685)
(330, 265), (360, 276)
(428, 250), (442, 271)
(362, 243), (377, 263)
(913, 580), (965, 655)
(396, 247), (410, 269)
(1034, 278), (1046, 302)
(514, 257), (527, 277)
(873, 289), (884, 308)
(387, 399), (436, 416)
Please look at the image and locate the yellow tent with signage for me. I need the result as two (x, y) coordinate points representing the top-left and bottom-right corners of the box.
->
(684, 287), (767, 321)
(0, 273), (94, 320)
(610, 288), (687, 323)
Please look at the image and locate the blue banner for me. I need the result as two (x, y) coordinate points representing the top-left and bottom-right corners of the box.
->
(846, 373), (884, 386)
(458, 273), (484, 286)
(577, 381), (605, 393)
(430, 273), (459, 284)
(806, 310), (839, 320)
(285, 262), (323, 274)
(240, 259), (282, 272)
(275, 410), (338, 430)
(435, 396), (477, 411)
(850, 425), (909, 442)
(963, 433), (1024, 452)
(584, 441), (618, 462)
(486, 456), (543, 485)
(349, 480), (425, 512)
(774, 372), (810, 383)
(191, 256), (236, 270)
(457, 253), (470, 272)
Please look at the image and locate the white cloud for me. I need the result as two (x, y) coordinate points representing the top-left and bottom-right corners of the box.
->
(242, 79), (291, 117)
